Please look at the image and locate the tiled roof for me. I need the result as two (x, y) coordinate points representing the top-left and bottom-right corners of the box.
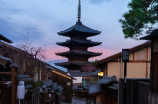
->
(17, 74), (33, 82)
(89, 84), (100, 94)
(72, 85), (78, 90)
(45, 63), (76, 80)
(57, 39), (101, 47)
(69, 72), (82, 77)
(0, 55), (13, 63)
(98, 41), (151, 64)
(55, 61), (90, 67)
(98, 75), (117, 84)
(91, 70), (101, 76)
(140, 29), (158, 40)
(0, 34), (13, 43)
(56, 50), (102, 57)
(46, 64), (67, 75)
(69, 71), (91, 77)
(57, 21), (101, 36)
(107, 83), (118, 90)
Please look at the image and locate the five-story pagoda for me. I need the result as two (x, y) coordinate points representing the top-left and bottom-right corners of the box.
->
(55, 0), (102, 72)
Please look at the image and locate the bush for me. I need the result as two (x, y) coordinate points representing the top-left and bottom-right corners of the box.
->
(27, 80), (44, 88)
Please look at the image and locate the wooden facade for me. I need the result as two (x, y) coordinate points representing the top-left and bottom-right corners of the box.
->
(51, 69), (73, 103)
(140, 29), (158, 104)
(0, 81), (12, 104)
(0, 61), (18, 104)
(1, 42), (47, 81)
(119, 78), (150, 104)
(98, 41), (151, 79)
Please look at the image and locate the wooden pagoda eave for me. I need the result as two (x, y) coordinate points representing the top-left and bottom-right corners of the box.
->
(57, 21), (101, 36)
(58, 30), (100, 37)
(55, 61), (89, 66)
(55, 51), (102, 57)
(54, 64), (82, 69)
(56, 39), (102, 47)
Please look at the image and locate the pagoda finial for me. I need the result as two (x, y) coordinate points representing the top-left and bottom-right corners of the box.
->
(78, 0), (81, 22)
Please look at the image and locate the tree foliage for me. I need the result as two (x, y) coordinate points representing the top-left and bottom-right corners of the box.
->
(92, 59), (98, 67)
(119, 0), (158, 39)
(81, 64), (98, 72)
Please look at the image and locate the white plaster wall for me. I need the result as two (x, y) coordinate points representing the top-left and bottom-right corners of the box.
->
(129, 53), (134, 61)
(73, 77), (82, 83)
(127, 63), (146, 78)
(107, 62), (118, 78)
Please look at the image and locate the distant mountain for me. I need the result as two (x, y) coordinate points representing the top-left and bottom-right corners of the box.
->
(46, 59), (68, 72)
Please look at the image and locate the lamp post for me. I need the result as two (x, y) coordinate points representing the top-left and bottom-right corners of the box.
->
(17, 81), (25, 104)
(122, 49), (129, 104)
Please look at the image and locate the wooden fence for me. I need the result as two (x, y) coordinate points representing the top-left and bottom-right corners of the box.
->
(119, 78), (150, 104)
(0, 81), (12, 104)
(138, 81), (150, 104)
(25, 88), (40, 104)
(0, 64), (18, 104)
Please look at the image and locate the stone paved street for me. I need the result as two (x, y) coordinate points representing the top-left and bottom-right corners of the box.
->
(71, 97), (87, 104)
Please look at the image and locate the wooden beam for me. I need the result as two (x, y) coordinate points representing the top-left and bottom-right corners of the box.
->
(146, 47), (149, 78)
(0, 72), (12, 74)
(11, 67), (15, 104)
(52, 70), (72, 79)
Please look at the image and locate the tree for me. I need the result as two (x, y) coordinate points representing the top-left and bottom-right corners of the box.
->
(2, 30), (47, 80)
(92, 59), (98, 67)
(119, 0), (158, 39)
(16, 31), (46, 80)
(81, 64), (98, 72)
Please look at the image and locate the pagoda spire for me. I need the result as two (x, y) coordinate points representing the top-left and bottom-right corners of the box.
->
(78, 0), (81, 22)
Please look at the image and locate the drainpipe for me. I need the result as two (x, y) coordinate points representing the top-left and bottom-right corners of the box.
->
(118, 59), (120, 79)
(121, 58), (122, 78)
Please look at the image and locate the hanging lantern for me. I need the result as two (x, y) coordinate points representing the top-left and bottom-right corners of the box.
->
(98, 72), (104, 76)
(82, 79), (87, 86)
(17, 81), (25, 100)
(122, 49), (129, 62)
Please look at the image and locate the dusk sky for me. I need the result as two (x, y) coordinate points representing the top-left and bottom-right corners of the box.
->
(0, 0), (146, 62)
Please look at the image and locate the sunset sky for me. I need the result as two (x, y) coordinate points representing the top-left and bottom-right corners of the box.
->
(0, 0), (146, 62)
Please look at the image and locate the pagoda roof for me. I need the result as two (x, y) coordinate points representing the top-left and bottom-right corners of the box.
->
(56, 50), (102, 58)
(55, 61), (90, 67)
(57, 39), (101, 47)
(57, 21), (101, 37)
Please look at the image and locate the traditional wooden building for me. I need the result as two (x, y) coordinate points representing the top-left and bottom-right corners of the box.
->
(0, 34), (18, 104)
(140, 29), (158, 104)
(98, 41), (151, 79)
(46, 64), (74, 103)
(87, 76), (118, 104)
(55, 0), (102, 72)
(0, 41), (47, 81)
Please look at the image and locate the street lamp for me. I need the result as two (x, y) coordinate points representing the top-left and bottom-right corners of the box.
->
(122, 49), (129, 104)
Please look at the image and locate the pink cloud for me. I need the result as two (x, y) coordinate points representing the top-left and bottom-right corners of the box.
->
(88, 47), (118, 61)
(45, 46), (69, 61)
